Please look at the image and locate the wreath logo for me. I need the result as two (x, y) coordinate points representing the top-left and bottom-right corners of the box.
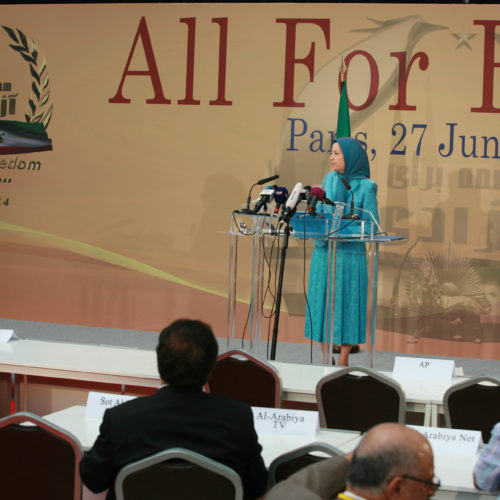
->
(0, 25), (53, 155)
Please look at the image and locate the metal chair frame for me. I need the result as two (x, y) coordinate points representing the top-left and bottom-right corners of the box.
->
(443, 375), (500, 442)
(268, 441), (342, 486)
(0, 411), (83, 500)
(316, 366), (406, 431)
(115, 447), (243, 500)
(208, 349), (282, 408)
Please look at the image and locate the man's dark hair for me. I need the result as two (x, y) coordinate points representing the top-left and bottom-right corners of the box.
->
(348, 446), (418, 492)
(156, 319), (218, 387)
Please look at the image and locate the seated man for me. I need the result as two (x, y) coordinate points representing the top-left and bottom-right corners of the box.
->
(265, 423), (438, 500)
(474, 422), (500, 496)
(80, 318), (268, 500)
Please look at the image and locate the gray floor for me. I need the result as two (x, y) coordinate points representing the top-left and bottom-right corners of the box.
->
(2, 318), (499, 378)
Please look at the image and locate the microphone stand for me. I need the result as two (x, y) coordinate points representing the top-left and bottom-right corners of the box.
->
(342, 192), (360, 220)
(340, 178), (360, 220)
(238, 182), (259, 214)
(270, 217), (292, 360)
(237, 174), (280, 214)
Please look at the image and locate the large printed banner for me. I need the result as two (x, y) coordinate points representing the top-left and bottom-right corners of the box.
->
(0, 3), (499, 360)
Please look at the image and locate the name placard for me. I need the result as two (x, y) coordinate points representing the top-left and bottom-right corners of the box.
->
(0, 329), (19, 344)
(392, 356), (455, 381)
(410, 425), (483, 453)
(86, 391), (136, 419)
(251, 406), (318, 435)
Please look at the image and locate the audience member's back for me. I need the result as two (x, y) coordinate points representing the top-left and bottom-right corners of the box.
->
(79, 319), (268, 500)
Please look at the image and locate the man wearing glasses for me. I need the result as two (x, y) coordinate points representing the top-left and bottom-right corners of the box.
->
(338, 423), (439, 500)
(266, 422), (438, 500)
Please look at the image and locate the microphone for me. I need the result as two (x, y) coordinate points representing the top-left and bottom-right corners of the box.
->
(341, 177), (360, 220)
(237, 174), (280, 214)
(280, 182), (305, 223)
(257, 174), (279, 185)
(273, 187), (288, 215)
(252, 185), (277, 213)
(306, 186), (324, 215)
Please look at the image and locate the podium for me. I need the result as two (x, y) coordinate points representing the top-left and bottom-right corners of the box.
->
(227, 206), (406, 366)
(227, 213), (273, 349)
(293, 203), (406, 366)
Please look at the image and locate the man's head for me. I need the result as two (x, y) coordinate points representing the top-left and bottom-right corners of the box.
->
(156, 319), (218, 387)
(347, 423), (437, 500)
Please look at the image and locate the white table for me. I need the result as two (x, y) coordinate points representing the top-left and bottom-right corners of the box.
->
(43, 405), (495, 499)
(0, 339), (159, 385)
(0, 339), (466, 426)
(270, 360), (468, 427)
(44, 404), (362, 500)
(0, 339), (161, 412)
(43, 404), (362, 460)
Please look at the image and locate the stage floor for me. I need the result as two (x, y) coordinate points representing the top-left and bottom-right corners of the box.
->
(1, 318), (498, 379)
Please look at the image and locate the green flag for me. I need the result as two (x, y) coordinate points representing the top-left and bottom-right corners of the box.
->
(336, 80), (350, 138)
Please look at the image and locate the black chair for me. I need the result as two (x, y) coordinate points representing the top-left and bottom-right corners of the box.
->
(268, 442), (342, 486)
(207, 349), (282, 407)
(316, 366), (405, 432)
(0, 411), (83, 500)
(115, 447), (243, 500)
(443, 375), (500, 443)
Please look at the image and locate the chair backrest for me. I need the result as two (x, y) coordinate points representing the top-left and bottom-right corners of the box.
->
(207, 349), (282, 408)
(115, 447), (244, 500)
(443, 376), (500, 443)
(0, 411), (83, 500)
(268, 442), (342, 486)
(316, 366), (406, 432)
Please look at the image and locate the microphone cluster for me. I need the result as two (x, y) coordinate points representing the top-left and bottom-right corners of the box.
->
(238, 174), (345, 223)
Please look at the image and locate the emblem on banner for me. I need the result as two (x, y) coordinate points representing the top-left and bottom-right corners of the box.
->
(0, 25), (53, 155)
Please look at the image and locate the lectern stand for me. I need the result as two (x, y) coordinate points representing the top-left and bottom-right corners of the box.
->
(227, 207), (406, 366)
(326, 233), (406, 367)
(291, 203), (406, 367)
(226, 211), (329, 352)
(226, 212), (274, 349)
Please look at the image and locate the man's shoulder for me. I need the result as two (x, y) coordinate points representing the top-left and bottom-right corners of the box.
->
(204, 391), (254, 415)
(105, 390), (157, 417)
(106, 386), (253, 416)
(266, 456), (349, 500)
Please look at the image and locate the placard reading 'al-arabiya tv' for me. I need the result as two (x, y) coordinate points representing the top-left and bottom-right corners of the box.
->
(252, 406), (319, 435)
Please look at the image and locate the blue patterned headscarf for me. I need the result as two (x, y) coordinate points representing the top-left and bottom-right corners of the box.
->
(323, 138), (371, 205)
